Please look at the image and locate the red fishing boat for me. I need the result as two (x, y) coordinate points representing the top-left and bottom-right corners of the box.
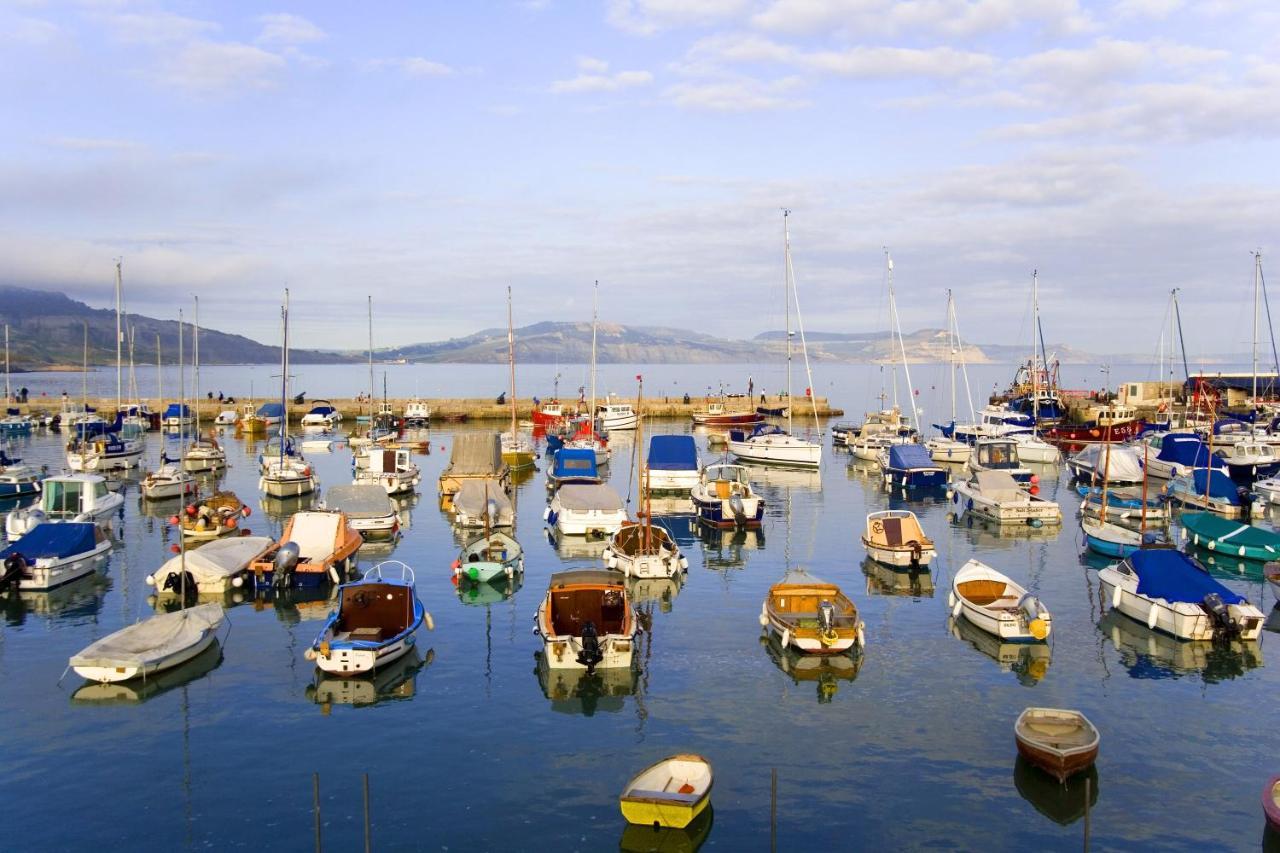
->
(690, 400), (762, 427)
(1043, 404), (1145, 449)
(531, 400), (571, 429)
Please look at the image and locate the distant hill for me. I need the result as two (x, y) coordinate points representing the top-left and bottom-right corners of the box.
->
(0, 286), (357, 369)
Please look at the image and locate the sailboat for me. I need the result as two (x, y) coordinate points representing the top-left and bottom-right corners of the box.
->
(563, 282), (610, 465)
(182, 296), (227, 472)
(926, 290), (974, 464)
(1079, 421), (1151, 557)
(352, 297), (421, 492)
(141, 312), (196, 500)
(728, 211), (822, 468)
(0, 326), (33, 434)
(501, 287), (535, 468)
(259, 290), (318, 498)
(1010, 271), (1061, 464)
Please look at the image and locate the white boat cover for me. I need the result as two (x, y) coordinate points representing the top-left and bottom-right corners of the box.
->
(70, 603), (224, 670)
(445, 434), (503, 476)
(453, 480), (515, 526)
(155, 536), (272, 583)
(324, 484), (394, 519)
(974, 471), (1025, 503)
(1069, 444), (1144, 482)
(556, 484), (625, 512)
(288, 512), (344, 561)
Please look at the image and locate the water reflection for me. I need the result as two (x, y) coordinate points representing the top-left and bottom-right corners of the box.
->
(619, 805), (714, 853)
(761, 634), (861, 702)
(147, 588), (250, 614)
(251, 585), (337, 625)
(1189, 545), (1267, 581)
(305, 647), (432, 712)
(533, 652), (640, 716)
(455, 574), (522, 606)
(1, 570), (111, 626)
(625, 574), (683, 612)
(259, 492), (317, 522)
(742, 464), (822, 498)
(545, 527), (608, 561)
(1014, 756), (1099, 826)
(948, 616), (1051, 685)
(70, 641), (223, 705)
(697, 525), (763, 574)
(951, 514), (1061, 548)
(861, 556), (935, 598)
(1098, 611), (1263, 682)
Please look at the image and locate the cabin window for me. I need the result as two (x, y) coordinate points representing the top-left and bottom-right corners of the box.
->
(94, 482), (108, 498)
(45, 480), (83, 513)
(563, 459), (593, 471)
(1129, 384), (1139, 397)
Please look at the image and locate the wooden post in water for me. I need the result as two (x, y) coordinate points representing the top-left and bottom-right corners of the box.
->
(313, 771), (323, 853)
(1083, 775), (1091, 852)
(770, 767), (778, 853)
(363, 773), (372, 853)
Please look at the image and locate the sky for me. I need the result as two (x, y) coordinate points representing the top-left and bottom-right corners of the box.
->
(1, 0), (1277, 356)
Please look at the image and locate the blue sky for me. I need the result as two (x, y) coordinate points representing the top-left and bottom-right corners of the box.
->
(1, 0), (1277, 355)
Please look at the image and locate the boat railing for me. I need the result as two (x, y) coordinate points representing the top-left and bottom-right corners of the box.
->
(363, 559), (415, 585)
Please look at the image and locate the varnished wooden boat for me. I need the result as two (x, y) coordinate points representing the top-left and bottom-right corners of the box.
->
(1014, 707), (1099, 783)
(619, 754), (713, 829)
(759, 568), (865, 654)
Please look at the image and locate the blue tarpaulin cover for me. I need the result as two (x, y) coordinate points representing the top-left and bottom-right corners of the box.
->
(647, 435), (698, 470)
(1155, 434), (1226, 470)
(1129, 549), (1244, 604)
(257, 403), (284, 419)
(1190, 469), (1241, 503)
(887, 444), (937, 470)
(162, 403), (191, 418)
(1, 523), (98, 561)
(552, 448), (599, 480)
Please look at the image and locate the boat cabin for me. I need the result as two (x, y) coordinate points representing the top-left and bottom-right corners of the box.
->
(545, 570), (631, 637)
(974, 440), (1020, 470)
(333, 581), (414, 643)
(41, 475), (111, 518)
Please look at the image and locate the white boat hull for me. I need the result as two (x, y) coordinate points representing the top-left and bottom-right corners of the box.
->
(926, 438), (972, 464)
(353, 469), (420, 496)
(604, 547), (687, 579)
(950, 483), (1062, 525)
(537, 631), (635, 670)
(15, 541), (111, 591)
(66, 446), (144, 472)
(865, 543), (937, 568)
(728, 435), (821, 468)
(551, 508), (628, 537)
(314, 635), (415, 676)
(260, 473), (319, 498)
(762, 612), (860, 654)
(646, 469), (701, 493)
(72, 624), (217, 684)
(1098, 566), (1263, 641)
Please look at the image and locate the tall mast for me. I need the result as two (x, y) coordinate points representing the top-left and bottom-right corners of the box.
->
(4, 325), (9, 402)
(193, 296), (201, 436)
(81, 321), (88, 411)
(115, 260), (123, 415)
(887, 251), (919, 434)
(367, 296), (374, 416)
(280, 290), (289, 464)
(178, 310), (185, 455)
(946, 291), (956, 421)
(783, 210), (793, 434)
(1031, 270), (1039, 428)
(785, 212), (821, 435)
(589, 281), (598, 437)
(156, 333), (162, 410)
(507, 286), (517, 439)
(1253, 250), (1261, 413)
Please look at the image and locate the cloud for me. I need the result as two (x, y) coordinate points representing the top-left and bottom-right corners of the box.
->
(159, 41), (287, 93)
(751, 0), (1096, 38)
(1112, 0), (1183, 19)
(255, 13), (326, 45)
(368, 57), (456, 77)
(46, 137), (142, 153)
(550, 58), (653, 93)
(104, 11), (218, 45)
(664, 74), (804, 110)
(606, 0), (750, 35)
(3, 16), (61, 46)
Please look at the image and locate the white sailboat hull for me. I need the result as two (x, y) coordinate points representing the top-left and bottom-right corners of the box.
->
(728, 434), (821, 468)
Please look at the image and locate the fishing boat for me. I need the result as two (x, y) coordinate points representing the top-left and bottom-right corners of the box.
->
(1043, 404), (1144, 448)
(1065, 443), (1143, 484)
(238, 402), (268, 434)
(177, 491), (250, 540)
(403, 398), (431, 426)
(0, 523), (111, 591)
(1264, 775), (1280, 833)
(646, 435), (700, 492)
(690, 463), (765, 528)
(0, 449), (41, 498)
(451, 479), (515, 528)
(320, 484), (400, 538)
(950, 471), (1062, 526)
(881, 443), (947, 489)
(1164, 469), (1247, 518)
(862, 509), (936, 568)
(304, 561), (429, 676)
(5, 473), (123, 540)
(454, 529), (524, 584)
(597, 397), (638, 431)
(966, 438), (1033, 484)
(69, 602), (224, 684)
(949, 560), (1051, 642)
(1181, 512), (1280, 562)
(437, 433), (510, 512)
(1098, 548), (1264, 641)
(146, 535), (273, 595)
(545, 483), (627, 537)
(619, 754), (713, 830)
(691, 400), (760, 427)
(1014, 708), (1100, 783)
(353, 447), (420, 495)
(530, 399), (567, 429)
(300, 400), (343, 428)
(759, 568), (865, 654)
(248, 510), (363, 589)
(534, 569), (638, 672)
(1143, 432), (1225, 480)
(546, 447), (602, 492)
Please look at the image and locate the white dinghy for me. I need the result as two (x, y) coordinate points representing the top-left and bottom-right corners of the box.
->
(70, 602), (225, 684)
(145, 535), (274, 596)
(949, 560), (1051, 642)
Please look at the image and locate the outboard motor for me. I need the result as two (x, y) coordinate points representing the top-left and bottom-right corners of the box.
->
(1201, 592), (1238, 639)
(575, 620), (604, 674)
(728, 494), (746, 527)
(1017, 593), (1050, 640)
(817, 600), (835, 635)
(1239, 487), (1254, 521)
(161, 570), (197, 599)
(0, 553), (27, 592)
(272, 542), (301, 590)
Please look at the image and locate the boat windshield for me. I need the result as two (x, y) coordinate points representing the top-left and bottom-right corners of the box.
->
(44, 479), (85, 514)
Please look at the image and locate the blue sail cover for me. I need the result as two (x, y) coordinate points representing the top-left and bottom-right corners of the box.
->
(1129, 549), (1244, 604)
(552, 448), (599, 480)
(1190, 469), (1241, 503)
(257, 403), (284, 419)
(0, 523), (98, 561)
(888, 443), (937, 470)
(648, 435), (698, 471)
(729, 423), (785, 442)
(1155, 434), (1226, 470)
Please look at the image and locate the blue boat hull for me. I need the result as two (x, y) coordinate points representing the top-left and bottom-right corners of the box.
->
(691, 495), (764, 528)
(1083, 533), (1138, 558)
(887, 468), (948, 489)
(0, 482), (40, 498)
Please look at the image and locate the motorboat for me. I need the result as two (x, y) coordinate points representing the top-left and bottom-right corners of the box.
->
(940, 406), (1034, 444)
(851, 431), (911, 464)
(862, 509), (936, 568)
(1009, 433), (1060, 464)
(5, 473), (123, 540)
(145, 535), (273, 595)
(646, 435), (700, 492)
(1098, 548), (1264, 641)
(260, 456), (319, 499)
(759, 568), (865, 654)
(545, 483), (627, 537)
(728, 423), (821, 468)
(619, 754), (713, 830)
(1164, 469), (1247, 518)
(69, 602), (224, 684)
(0, 523), (111, 591)
(949, 471), (1062, 526)
(1014, 708), (1100, 783)
(949, 560), (1051, 642)
(255, 402), (284, 426)
(65, 420), (144, 471)
(182, 435), (227, 472)
(880, 443), (947, 489)
(320, 484), (400, 538)
(403, 398), (432, 426)
(353, 447), (420, 495)
(305, 561), (429, 677)
(451, 479), (515, 528)
(603, 521), (688, 579)
(925, 436), (973, 464)
(966, 438), (1033, 484)
(1180, 512), (1280, 562)
(1215, 440), (1280, 485)
(0, 449), (41, 498)
(437, 433), (510, 512)
(1066, 444), (1144, 485)
(454, 530), (524, 584)
(238, 403), (268, 433)
(162, 403), (193, 428)
(690, 463), (764, 528)
(248, 510), (363, 589)
(690, 400), (760, 427)
(500, 430), (536, 469)
(534, 569), (638, 672)
(597, 398), (638, 430)
(546, 447), (602, 492)
(1143, 432), (1225, 480)
(300, 400), (343, 428)
(177, 491), (250, 540)
(214, 410), (238, 426)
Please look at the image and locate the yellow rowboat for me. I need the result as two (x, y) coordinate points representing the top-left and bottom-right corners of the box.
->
(619, 753), (713, 829)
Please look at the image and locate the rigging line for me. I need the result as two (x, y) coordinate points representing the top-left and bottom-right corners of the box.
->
(1173, 290), (1190, 380)
(1259, 261), (1279, 386)
(786, 230), (821, 434)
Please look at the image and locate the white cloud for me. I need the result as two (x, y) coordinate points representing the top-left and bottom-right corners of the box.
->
(159, 41), (286, 93)
(682, 33), (995, 81)
(607, 0), (751, 34)
(664, 75), (804, 110)
(751, 0), (1096, 38)
(256, 13), (326, 46)
(369, 57), (456, 77)
(576, 56), (611, 73)
(1112, 0), (1183, 19)
(550, 59), (654, 93)
(105, 11), (218, 45)
(3, 16), (61, 46)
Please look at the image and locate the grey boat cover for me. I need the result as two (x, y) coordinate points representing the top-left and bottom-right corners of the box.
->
(973, 470), (1026, 503)
(453, 480), (515, 527)
(556, 484), (625, 513)
(446, 433), (503, 476)
(323, 484), (394, 520)
(1068, 444), (1144, 483)
(70, 603), (224, 670)
(155, 536), (273, 584)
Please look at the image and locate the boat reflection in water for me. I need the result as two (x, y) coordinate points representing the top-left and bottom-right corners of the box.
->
(1187, 544), (1266, 580)
(948, 616), (1050, 685)
(1265, 605), (1280, 636)
(950, 513), (1060, 547)
(1099, 611), (1263, 683)
(744, 463), (821, 504)
(147, 587), (250, 615)
(697, 525), (763, 574)
(534, 651), (640, 717)
(2, 569), (112, 627)
(619, 805), (714, 853)
(455, 573), (522, 606)
(71, 641), (223, 705)
(252, 585), (338, 625)
(306, 647), (432, 712)
(625, 574), (683, 613)
(260, 492), (317, 522)
(544, 527), (608, 561)
(861, 556), (935, 598)
(1014, 755), (1099, 826)
(761, 634), (861, 703)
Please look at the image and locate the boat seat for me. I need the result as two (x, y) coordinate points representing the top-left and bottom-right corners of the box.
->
(715, 481), (731, 499)
(881, 517), (903, 546)
(628, 789), (697, 803)
(348, 627), (383, 641)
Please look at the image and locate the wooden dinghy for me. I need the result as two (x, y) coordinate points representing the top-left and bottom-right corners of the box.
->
(861, 509), (936, 568)
(759, 568), (865, 654)
(70, 602), (225, 684)
(950, 560), (1051, 642)
(1014, 707), (1100, 783)
(619, 754), (713, 829)
(453, 530), (524, 584)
